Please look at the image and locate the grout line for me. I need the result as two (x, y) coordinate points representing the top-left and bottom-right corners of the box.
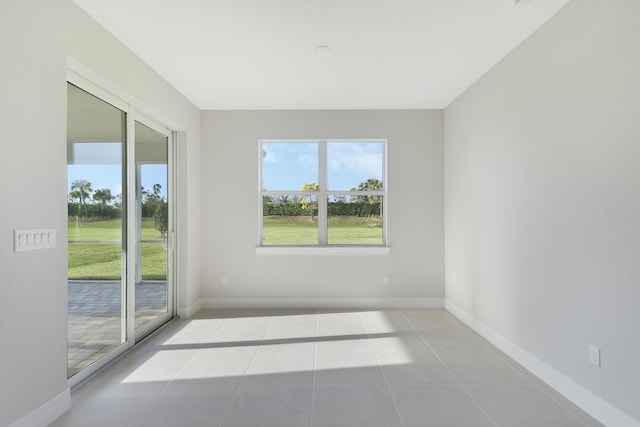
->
(126, 329), (201, 427)
(309, 309), (319, 427)
(531, 382), (592, 427)
(399, 309), (499, 427)
(458, 384), (499, 427)
(124, 380), (170, 427)
(216, 313), (270, 427)
(362, 310), (406, 427)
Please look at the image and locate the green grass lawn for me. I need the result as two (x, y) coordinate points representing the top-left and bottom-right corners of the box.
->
(262, 216), (318, 245)
(68, 218), (162, 241)
(70, 216), (383, 279)
(263, 216), (383, 245)
(68, 219), (167, 280)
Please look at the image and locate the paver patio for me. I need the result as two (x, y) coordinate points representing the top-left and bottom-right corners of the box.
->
(67, 280), (168, 377)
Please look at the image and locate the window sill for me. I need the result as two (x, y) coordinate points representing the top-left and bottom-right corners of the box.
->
(256, 246), (390, 256)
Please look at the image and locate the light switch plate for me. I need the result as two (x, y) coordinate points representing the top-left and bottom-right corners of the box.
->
(14, 229), (56, 252)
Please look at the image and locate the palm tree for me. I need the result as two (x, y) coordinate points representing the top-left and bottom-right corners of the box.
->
(71, 179), (92, 220)
(92, 188), (113, 218)
(357, 178), (383, 192)
(356, 178), (383, 218)
(68, 190), (81, 218)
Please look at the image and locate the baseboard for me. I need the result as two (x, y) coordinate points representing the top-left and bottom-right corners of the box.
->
(445, 299), (639, 427)
(10, 387), (71, 427)
(200, 297), (444, 310)
(178, 298), (203, 318)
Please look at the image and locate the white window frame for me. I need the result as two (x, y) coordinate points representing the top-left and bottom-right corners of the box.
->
(258, 139), (388, 252)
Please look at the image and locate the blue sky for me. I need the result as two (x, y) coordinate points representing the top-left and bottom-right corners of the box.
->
(262, 142), (383, 191)
(68, 164), (167, 201)
(68, 141), (382, 202)
(67, 141), (167, 201)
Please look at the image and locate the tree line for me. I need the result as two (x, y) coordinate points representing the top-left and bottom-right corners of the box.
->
(68, 179), (168, 238)
(263, 178), (383, 219)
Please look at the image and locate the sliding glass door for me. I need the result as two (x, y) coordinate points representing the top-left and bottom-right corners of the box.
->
(133, 120), (172, 338)
(67, 83), (127, 378)
(67, 80), (175, 381)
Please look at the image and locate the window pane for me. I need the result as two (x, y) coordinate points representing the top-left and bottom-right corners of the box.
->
(262, 142), (318, 191)
(327, 195), (383, 245)
(327, 142), (384, 191)
(135, 121), (169, 332)
(67, 83), (125, 378)
(262, 195), (318, 245)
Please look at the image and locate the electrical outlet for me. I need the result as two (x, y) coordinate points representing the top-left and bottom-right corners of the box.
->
(383, 275), (390, 285)
(221, 275), (229, 285)
(589, 345), (600, 367)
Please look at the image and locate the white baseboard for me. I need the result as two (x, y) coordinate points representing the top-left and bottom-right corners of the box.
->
(200, 297), (444, 310)
(445, 299), (639, 427)
(10, 387), (71, 427)
(178, 298), (203, 318)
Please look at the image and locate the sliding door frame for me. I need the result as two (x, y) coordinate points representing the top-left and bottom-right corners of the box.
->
(67, 69), (177, 388)
(128, 112), (177, 343)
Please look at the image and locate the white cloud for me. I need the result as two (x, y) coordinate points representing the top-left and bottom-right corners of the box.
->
(328, 142), (383, 179)
(298, 152), (318, 172)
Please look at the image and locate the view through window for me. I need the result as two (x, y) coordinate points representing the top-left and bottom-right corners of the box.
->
(260, 140), (386, 246)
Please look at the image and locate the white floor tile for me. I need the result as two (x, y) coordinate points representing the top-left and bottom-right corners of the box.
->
(359, 309), (414, 332)
(258, 330), (316, 353)
(219, 315), (273, 331)
(312, 384), (402, 427)
(221, 383), (312, 427)
(208, 330), (265, 352)
(390, 384), (494, 427)
(315, 329), (373, 352)
(314, 351), (385, 385)
(369, 330), (431, 352)
(532, 381), (605, 426)
(173, 349), (254, 384)
(466, 383), (586, 426)
(129, 382), (238, 427)
(53, 309), (600, 427)
(243, 352), (314, 384)
(316, 311), (366, 330)
(438, 350), (528, 384)
(376, 351), (456, 384)
(93, 349), (197, 384)
(268, 312), (317, 330)
(419, 326), (488, 351)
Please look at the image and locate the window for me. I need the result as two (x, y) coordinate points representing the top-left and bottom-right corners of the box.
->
(259, 140), (386, 247)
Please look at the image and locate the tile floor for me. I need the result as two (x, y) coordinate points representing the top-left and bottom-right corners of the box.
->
(51, 308), (603, 427)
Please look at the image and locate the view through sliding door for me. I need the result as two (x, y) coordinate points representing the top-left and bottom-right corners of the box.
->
(66, 81), (175, 381)
(67, 83), (127, 378)
(132, 120), (173, 339)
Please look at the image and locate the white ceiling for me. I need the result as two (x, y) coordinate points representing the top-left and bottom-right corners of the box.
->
(73, 0), (570, 110)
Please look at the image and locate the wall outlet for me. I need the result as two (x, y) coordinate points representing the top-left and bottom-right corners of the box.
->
(383, 275), (390, 285)
(589, 345), (600, 367)
(221, 275), (229, 285)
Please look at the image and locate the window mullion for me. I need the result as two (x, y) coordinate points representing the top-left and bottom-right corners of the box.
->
(318, 140), (327, 245)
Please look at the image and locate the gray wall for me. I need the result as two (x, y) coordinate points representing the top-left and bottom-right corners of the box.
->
(0, 1), (201, 425)
(201, 110), (444, 303)
(444, 0), (640, 423)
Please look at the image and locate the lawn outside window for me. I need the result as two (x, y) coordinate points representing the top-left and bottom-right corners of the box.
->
(258, 139), (388, 251)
